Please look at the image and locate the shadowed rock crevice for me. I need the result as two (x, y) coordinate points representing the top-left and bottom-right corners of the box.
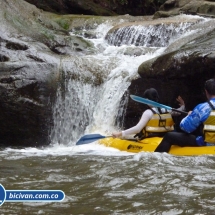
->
(26, 55), (45, 62)
(0, 54), (10, 62)
(6, 41), (28, 51)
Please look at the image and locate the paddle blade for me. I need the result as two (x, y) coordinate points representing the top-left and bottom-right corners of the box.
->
(76, 134), (107, 145)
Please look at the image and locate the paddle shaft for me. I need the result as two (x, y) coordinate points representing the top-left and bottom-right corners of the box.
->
(171, 108), (187, 114)
(130, 95), (187, 115)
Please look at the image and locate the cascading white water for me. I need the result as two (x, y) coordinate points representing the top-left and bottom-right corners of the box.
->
(50, 15), (207, 146)
(106, 22), (196, 47)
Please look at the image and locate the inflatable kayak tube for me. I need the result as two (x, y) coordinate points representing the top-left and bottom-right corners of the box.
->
(99, 137), (215, 156)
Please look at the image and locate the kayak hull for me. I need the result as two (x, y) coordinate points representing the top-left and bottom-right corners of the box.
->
(99, 137), (215, 156)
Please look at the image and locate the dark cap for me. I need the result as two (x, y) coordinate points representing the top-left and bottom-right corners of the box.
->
(143, 88), (159, 102)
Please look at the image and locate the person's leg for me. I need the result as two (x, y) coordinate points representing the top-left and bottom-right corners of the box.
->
(154, 132), (197, 153)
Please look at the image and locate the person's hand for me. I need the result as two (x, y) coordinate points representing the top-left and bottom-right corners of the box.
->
(188, 111), (192, 115)
(112, 132), (122, 138)
(176, 96), (185, 106)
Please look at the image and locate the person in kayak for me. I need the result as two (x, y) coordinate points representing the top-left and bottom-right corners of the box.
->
(154, 78), (215, 153)
(112, 88), (185, 139)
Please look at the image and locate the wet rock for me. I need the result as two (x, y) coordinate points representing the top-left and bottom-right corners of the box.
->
(0, 55), (10, 62)
(23, 0), (215, 17)
(0, 62), (60, 147)
(0, 0), (102, 147)
(0, 0), (63, 147)
(24, 0), (118, 16)
(23, 0), (164, 16)
(6, 41), (28, 51)
(154, 0), (215, 18)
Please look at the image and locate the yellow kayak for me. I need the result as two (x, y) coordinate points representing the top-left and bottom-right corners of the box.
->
(99, 137), (215, 156)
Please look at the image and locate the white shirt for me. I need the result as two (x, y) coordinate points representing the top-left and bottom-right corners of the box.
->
(121, 105), (185, 137)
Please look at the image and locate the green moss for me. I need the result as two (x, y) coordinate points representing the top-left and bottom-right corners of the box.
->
(41, 30), (55, 40)
(50, 14), (107, 31)
(55, 18), (70, 30)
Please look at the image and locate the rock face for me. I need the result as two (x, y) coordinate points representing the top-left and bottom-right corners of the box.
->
(23, 0), (215, 17)
(0, 0), (64, 146)
(24, 0), (117, 15)
(0, 0), (115, 147)
(154, 0), (215, 18)
(0, 62), (59, 146)
(23, 0), (164, 16)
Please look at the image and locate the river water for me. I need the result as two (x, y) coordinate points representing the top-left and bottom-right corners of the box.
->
(1, 14), (215, 214)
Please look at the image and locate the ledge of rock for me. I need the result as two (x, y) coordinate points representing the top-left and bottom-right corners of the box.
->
(154, 0), (215, 18)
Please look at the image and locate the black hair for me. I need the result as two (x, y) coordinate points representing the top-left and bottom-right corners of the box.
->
(143, 88), (159, 102)
(204, 78), (215, 95)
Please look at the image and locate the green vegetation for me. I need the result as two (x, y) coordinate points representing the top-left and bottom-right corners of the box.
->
(42, 30), (55, 40)
(55, 18), (70, 30)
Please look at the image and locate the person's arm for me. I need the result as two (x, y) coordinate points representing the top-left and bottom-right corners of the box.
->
(171, 95), (186, 115)
(180, 106), (201, 133)
(176, 96), (185, 107)
(112, 109), (153, 138)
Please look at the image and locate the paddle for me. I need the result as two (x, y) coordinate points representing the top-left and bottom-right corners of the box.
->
(76, 134), (112, 145)
(130, 95), (188, 115)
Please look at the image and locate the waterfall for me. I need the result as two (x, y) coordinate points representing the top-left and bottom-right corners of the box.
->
(105, 22), (196, 47)
(50, 15), (207, 146)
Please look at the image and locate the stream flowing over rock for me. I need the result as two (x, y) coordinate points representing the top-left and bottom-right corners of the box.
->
(1, 0), (215, 147)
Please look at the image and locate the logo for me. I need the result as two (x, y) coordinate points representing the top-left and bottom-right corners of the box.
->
(127, 144), (143, 150)
(159, 119), (166, 127)
(0, 184), (6, 206)
(0, 184), (65, 206)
